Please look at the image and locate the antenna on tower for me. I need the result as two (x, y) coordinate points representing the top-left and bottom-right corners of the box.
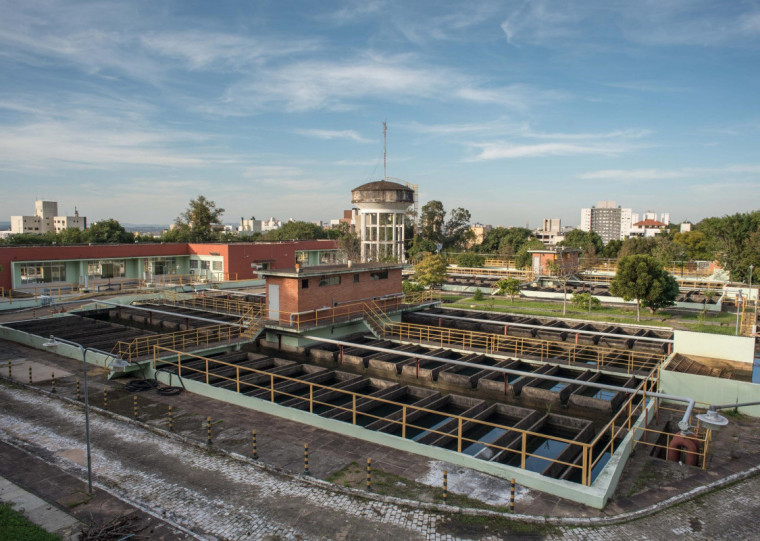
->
(383, 121), (387, 182)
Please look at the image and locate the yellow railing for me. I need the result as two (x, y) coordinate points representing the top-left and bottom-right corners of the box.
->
(447, 267), (533, 280)
(484, 258), (514, 268)
(162, 291), (263, 317)
(402, 290), (441, 305)
(268, 296), (405, 329)
(113, 324), (241, 361)
(381, 321), (665, 374)
(578, 273), (726, 290)
(153, 347), (595, 484)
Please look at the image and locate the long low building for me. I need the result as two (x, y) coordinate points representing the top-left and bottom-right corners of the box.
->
(0, 240), (341, 291)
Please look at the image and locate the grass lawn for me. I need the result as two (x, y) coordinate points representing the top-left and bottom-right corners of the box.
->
(0, 503), (61, 541)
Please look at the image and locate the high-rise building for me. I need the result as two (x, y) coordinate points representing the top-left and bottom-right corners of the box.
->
(580, 201), (631, 244)
(10, 200), (86, 235)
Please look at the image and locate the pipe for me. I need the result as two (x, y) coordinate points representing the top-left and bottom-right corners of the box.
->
(303, 335), (697, 432)
(428, 312), (673, 344)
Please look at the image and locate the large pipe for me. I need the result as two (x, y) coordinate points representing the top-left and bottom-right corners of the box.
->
(303, 335), (696, 431)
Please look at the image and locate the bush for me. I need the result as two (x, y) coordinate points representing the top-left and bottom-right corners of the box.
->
(473, 288), (484, 301)
(402, 280), (425, 294)
(456, 253), (485, 268)
(571, 292), (601, 311)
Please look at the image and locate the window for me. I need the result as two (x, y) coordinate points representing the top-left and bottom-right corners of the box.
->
(370, 270), (388, 280)
(189, 260), (199, 269)
(318, 276), (341, 287)
(353, 274), (360, 283)
(302, 279), (309, 289)
(212, 261), (223, 271)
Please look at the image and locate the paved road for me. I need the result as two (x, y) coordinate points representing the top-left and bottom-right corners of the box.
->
(2, 381), (760, 540)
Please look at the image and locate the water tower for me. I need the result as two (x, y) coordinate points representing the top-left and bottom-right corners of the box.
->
(351, 180), (414, 262)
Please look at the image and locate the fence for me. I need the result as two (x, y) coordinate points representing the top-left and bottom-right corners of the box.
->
(153, 347), (594, 484)
(370, 319), (665, 374)
(113, 324), (241, 361)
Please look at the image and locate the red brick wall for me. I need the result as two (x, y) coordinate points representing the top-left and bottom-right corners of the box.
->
(265, 268), (402, 323)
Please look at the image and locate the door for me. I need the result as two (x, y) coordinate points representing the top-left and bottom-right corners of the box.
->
(268, 284), (280, 321)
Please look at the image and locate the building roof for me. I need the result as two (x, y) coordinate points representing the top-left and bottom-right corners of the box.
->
(351, 180), (412, 192)
(633, 219), (666, 227)
(259, 262), (403, 278)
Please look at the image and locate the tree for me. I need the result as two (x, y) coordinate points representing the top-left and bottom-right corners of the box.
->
(266, 221), (327, 241)
(672, 231), (713, 261)
(547, 250), (580, 316)
(57, 227), (86, 244)
(176, 195), (225, 242)
(444, 207), (473, 250)
(494, 278), (521, 303)
(456, 253), (485, 268)
(414, 254), (448, 288)
(515, 239), (546, 269)
(478, 227), (532, 258)
(419, 200), (446, 245)
(560, 230), (603, 256)
(473, 288), (484, 301)
(333, 224), (361, 262)
(407, 237), (437, 261)
(696, 211), (760, 278)
(610, 255), (679, 321)
(602, 239), (623, 259)
(619, 236), (656, 258)
(85, 219), (134, 244)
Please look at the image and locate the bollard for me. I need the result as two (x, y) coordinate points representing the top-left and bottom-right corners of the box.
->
(133, 395), (138, 419)
(7, 360), (11, 380)
(29, 366), (33, 384)
(510, 478), (515, 513)
(104, 389), (108, 409)
(304, 444), (310, 476)
(206, 417), (212, 446)
(168, 406), (174, 432)
(252, 430), (258, 460)
(51, 372), (56, 393)
(443, 470), (448, 504)
(366, 458), (372, 492)
(76, 379), (81, 401)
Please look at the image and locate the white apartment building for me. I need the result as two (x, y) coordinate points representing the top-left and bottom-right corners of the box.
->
(10, 200), (86, 234)
(580, 201), (632, 244)
(237, 217), (263, 233)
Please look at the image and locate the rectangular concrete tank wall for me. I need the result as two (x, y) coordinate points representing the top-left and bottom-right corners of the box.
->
(673, 330), (754, 364)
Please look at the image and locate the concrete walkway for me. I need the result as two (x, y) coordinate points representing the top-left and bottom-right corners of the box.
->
(0, 476), (81, 539)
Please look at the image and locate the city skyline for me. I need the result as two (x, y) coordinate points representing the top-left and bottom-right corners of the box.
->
(1, 1), (759, 226)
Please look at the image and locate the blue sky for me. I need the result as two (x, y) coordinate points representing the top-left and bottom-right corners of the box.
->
(1, 0), (759, 228)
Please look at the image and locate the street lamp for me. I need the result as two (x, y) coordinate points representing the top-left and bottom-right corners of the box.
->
(42, 335), (128, 494)
(735, 291), (743, 336)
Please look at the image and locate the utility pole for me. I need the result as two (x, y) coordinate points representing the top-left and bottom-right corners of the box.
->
(383, 121), (387, 182)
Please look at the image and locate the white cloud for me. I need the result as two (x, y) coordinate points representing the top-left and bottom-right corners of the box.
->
(577, 164), (760, 181)
(500, 1), (760, 48)
(295, 129), (373, 143)
(470, 141), (632, 160)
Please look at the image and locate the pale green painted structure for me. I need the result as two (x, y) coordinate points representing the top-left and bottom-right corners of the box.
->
(673, 330), (755, 363)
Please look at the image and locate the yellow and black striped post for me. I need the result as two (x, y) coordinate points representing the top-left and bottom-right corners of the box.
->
(76, 379), (81, 401)
(443, 470), (448, 504)
(252, 430), (258, 460)
(29, 366), (33, 384)
(51, 372), (56, 393)
(7, 360), (11, 380)
(366, 458), (372, 491)
(103, 389), (108, 409)
(168, 406), (174, 431)
(510, 478), (515, 513)
(133, 395), (138, 419)
(206, 417), (212, 446)
(304, 444), (310, 475)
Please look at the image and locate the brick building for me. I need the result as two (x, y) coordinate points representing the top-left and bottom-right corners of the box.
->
(0, 240), (339, 291)
(259, 263), (403, 326)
